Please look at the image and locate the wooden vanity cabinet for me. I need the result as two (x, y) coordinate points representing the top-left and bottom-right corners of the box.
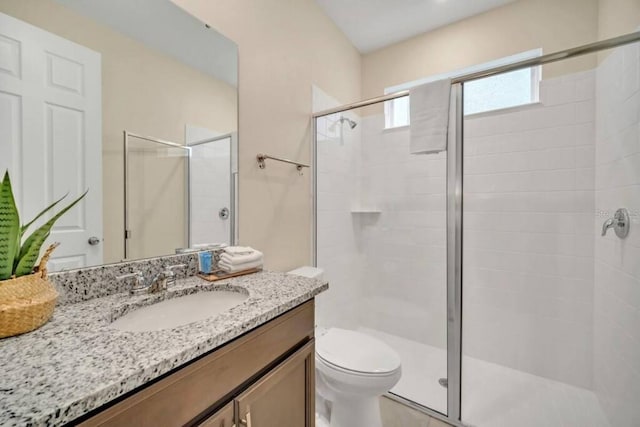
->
(197, 402), (234, 427)
(198, 341), (315, 427)
(77, 301), (315, 427)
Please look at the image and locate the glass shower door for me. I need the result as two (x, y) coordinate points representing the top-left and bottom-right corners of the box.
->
(313, 87), (450, 416)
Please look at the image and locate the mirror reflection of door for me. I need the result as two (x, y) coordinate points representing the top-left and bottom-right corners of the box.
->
(186, 124), (233, 247)
(0, 12), (103, 270)
(0, 0), (238, 270)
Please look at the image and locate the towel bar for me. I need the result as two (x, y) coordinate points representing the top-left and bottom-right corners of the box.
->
(256, 154), (310, 173)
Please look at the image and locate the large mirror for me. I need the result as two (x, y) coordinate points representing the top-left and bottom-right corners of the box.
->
(0, 0), (239, 271)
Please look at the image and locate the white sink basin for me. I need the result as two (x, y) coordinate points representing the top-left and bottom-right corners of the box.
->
(111, 290), (249, 332)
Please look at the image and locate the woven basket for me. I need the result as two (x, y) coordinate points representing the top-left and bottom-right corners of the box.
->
(0, 244), (59, 338)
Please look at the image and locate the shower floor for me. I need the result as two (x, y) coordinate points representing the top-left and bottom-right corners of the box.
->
(358, 328), (610, 427)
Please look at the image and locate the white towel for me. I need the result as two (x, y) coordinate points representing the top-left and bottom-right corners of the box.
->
(223, 246), (255, 255)
(221, 251), (263, 265)
(219, 256), (262, 269)
(409, 78), (451, 154)
(218, 259), (263, 273)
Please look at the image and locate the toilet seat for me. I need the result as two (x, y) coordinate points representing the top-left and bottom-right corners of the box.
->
(316, 328), (401, 376)
(316, 353), (400, 379)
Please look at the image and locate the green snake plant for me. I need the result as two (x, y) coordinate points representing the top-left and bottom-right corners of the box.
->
(0, 171), (87, 280)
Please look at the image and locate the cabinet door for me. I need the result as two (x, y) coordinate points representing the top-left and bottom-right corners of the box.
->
(198, 402), (234, 427)
(235, 340), (315, 427)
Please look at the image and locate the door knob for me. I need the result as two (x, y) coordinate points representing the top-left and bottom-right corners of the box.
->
(88, 236), (101, 245)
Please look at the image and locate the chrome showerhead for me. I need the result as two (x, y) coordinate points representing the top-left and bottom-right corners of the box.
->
(327, 116), (358, 132)
(340, 116), (358, 129)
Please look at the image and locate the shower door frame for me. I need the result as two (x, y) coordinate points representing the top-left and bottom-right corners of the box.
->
(311, 30), (640, 427)
(123, 131), (192, 260)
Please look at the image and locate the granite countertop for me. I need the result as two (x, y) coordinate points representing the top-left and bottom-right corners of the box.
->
(0, 271), (328, 427)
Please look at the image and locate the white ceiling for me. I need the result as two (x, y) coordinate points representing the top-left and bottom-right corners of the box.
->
(56, 0), (238, 87)
(315, 0), (518, 53)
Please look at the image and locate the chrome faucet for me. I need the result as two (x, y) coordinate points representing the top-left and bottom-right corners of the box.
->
(601, 218), (615, 236)
(601, 208), (630, 238)
(145, 270), (170, 294)
(116, 264), (187, 295)
(116, 271), (146, 295)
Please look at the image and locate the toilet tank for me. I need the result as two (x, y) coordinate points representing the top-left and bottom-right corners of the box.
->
(287, 266), (324, 281)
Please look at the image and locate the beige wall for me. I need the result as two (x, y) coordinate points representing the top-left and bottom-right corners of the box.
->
(172, 0), (362, 271)
(362, 0), (600, 101)
(598, 0), (640, 40)
(0, 0), (238, 264)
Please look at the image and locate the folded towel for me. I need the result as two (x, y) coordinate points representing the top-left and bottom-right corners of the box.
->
(409, 78), (451, 154)
(221, 250), (263, 265)
(218, 259), (263, 273)
(219, 257), (263, 269)
(224, 246), (255, 255)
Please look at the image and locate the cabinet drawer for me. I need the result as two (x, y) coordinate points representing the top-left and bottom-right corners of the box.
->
(79, 300), (314, 427)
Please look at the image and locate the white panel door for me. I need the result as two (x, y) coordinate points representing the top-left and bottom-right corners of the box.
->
(186, 124), (232, 246)
(0, 12), (102, 271)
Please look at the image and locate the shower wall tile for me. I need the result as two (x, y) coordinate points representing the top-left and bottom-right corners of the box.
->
(594, 42), (640, 427)
(313, 85), (366, 331)
(541, 77), (576, 106)
(462, 70), (597, 389)
(358, 117), (449, 348)
(190, 138), (231, 246)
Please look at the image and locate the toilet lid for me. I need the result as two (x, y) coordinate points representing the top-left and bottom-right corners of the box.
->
(316, 328), (401, 374)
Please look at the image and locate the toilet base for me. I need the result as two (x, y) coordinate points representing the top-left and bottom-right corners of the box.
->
(316, 412), (330, 427)
(316, 392), (331, 423)
(330, 395), (382, 427)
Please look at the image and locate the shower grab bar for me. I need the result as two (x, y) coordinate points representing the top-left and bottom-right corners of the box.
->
(256, 154), (310, 172)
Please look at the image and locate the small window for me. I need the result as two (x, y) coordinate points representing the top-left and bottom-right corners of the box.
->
(384, 49), (542, 128)
(463, 67), (540, 115)
(385, 95), (410, 129)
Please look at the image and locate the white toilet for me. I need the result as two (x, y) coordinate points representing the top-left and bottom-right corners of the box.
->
(287, 267), (402, 427)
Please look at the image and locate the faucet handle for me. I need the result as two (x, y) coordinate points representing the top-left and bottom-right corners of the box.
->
(116, 271), (144, 282)
(165, 264), (187, 272)
(601, 208), (630, 238)
(116, 271), (146, 294)
(601, 217), (615, 236)
(163, 264), (187, 286)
